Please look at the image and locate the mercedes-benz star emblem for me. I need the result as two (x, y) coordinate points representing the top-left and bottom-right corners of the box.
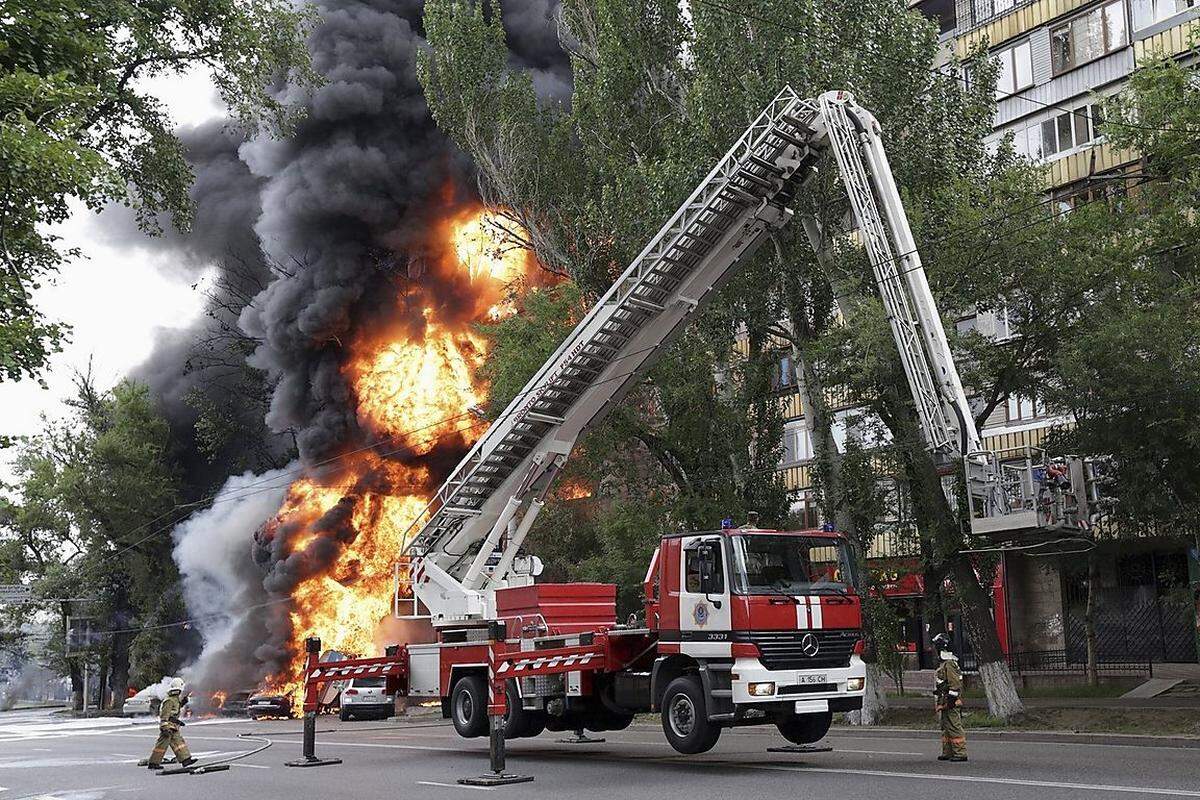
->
(800, 632), (821, 657)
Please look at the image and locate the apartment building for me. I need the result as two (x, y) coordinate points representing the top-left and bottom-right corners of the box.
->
(773, 0), (1200, 666)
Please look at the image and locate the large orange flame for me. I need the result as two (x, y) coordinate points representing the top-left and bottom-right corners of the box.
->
(258, 206), (541, 704)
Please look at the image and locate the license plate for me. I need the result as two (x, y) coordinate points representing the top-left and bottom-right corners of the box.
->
(795, 673), (828, 684)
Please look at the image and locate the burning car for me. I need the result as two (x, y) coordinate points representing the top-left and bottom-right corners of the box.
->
(122, 685), (161, 717)
(246, 692), (293, 720)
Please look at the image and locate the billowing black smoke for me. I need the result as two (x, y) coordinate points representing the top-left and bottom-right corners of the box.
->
(159, 0), (570, 693)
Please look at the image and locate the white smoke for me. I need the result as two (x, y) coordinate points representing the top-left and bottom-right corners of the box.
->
(172, 466), (293, 688)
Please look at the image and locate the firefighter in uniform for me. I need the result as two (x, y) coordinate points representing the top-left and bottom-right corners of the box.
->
(147, 678), (196, 770)
(932, 632), (967, 762)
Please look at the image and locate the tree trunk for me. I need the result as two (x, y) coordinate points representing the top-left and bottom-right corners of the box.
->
(848, 661), (889, 725)
(950, 555), (1024, 719)
(1085, 551), (1100, 687)
(69, 660), (83, 712)
(97, 655), (110, 711)
(109, 630), (132, 712)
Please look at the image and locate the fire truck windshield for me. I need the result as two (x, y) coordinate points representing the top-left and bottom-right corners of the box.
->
(729, 534), (857, 595)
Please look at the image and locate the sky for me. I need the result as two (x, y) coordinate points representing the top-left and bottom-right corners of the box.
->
(0, 69), (225, 485)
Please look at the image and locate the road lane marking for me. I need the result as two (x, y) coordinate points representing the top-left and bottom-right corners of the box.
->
(281, 737), (1200, 797)
(832, 748), (924, 756)
(417, 780), (495, 792)
(230, 763), (271, 769)
(782, 766), (1200, 797)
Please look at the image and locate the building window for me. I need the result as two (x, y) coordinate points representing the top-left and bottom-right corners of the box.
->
(790, 493), (821, 529)
(770, 352), (794, 392)
(781, 425), (814, 465)
(1040, 104), (1104, 157)
(1006, 393), (1044, 422)
(1051, 0), (1129, 75)
(1132, 0), (1197, 30)
(994, 40), (1034, 97)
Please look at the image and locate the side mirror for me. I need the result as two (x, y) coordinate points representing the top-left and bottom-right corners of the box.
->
(698, 545), (723, 597)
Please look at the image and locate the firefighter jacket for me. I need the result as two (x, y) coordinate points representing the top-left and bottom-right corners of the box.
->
(934, 657), (963, 707)
(159, 693), (184, 731)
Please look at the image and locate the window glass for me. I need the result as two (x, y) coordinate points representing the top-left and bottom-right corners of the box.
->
(1073, 15), (1097, 62)
(1074, 109), (1092, 144)
(996, 49), (1015, 96)
(730, 535), (854, 594)
(684, 541), (723, 594)
(1057, 113), (1075, 150)
(1014, 40), (1034, 88)
(1105, 1), (1128, 47)
(1042, 119), (1058, 155)
(351, 677), (386, 688)
(684, 547), (701, 592)
(1051, 27), (1073, 73)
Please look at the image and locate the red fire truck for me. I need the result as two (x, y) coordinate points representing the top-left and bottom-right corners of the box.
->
(401, 525), (865, 753)
(297, 87), (1046, 761)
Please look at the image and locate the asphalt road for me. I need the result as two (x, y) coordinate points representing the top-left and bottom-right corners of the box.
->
(2, 708), (1199, 800)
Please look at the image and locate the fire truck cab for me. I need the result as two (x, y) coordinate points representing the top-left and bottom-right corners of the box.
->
(644, 526), (865, 752)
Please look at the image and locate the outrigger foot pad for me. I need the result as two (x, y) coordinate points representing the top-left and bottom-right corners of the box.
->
(459, 773), (535, 786)
(156, 764), (196, 775)
(557, 731), (605, 744)
(767, 745), (833, 754)
(284, 756), (343, 767)
(155, 762), (233, 776)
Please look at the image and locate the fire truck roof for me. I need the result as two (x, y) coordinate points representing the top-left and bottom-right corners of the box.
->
(660, 527), (846, 540)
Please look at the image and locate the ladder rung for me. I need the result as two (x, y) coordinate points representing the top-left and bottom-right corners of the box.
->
(626, 294), (664, 313)
(720, 184), (758, 205)
(748, 154), (782, 174)
(442, 506), (483, 517)
(525, 410), (566, 425)
(735, 169), (775, 190)
(768, 128), (808, 149)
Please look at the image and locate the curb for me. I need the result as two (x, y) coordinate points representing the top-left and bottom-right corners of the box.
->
(830, 724), (1200, 748)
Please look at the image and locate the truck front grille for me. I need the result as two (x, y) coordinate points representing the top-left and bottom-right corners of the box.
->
(735, 629), (858, 670)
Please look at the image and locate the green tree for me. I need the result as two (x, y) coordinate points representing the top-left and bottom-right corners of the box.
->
(1, 376), (184, 710)
(420, 0), (1027, 717)
(0, 0), (318, 383)
(1046, 57), (1200, 536)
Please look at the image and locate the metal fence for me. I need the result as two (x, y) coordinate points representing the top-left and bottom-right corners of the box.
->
(960, 648), (1153, 676)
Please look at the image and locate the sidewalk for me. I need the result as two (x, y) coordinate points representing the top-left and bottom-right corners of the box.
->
(887, 694), (1200, 710)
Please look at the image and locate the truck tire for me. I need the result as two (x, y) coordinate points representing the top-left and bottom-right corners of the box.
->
(776, 710), (833, 744)
(451, 675), (488, 738)
(661, 675), (721, 754)
(503, 680), (545, 739)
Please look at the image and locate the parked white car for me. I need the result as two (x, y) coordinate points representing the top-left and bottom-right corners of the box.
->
(338, 676), (394, 721)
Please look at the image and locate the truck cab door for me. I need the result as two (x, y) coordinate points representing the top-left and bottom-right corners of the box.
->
(678, 536), (733, 657)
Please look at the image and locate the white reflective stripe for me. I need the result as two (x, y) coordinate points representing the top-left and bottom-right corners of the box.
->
(496, 662), (510, 674)
(794, 596), (809, 629)
(809, 596), (823, 629)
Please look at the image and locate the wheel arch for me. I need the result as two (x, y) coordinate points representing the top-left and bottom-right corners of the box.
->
(442, 663), (487, 719)
(650, 654), (700, 712)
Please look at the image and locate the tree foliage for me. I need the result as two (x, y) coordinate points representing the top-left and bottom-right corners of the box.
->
(1, 376), (184, 707)
(1044, 58), (1200, 536)
(0, 0), (318, 382)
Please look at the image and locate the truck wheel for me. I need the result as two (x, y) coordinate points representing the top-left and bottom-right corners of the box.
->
(451, 675), (488, 738)
(503, 680), (544, 739)
(661, 675), (721, 754)
(776, 710), (833, 744)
